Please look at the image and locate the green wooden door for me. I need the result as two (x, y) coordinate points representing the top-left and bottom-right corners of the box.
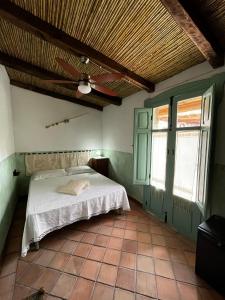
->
(196, 85), (214, 216)
(133, 108), (152, 185)
(134, 86), (214, 240)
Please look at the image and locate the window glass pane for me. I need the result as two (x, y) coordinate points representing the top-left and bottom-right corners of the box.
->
(176, 96), (202, 128)
(173, 131), (200, 201)
(150, 132), (167, 190)
(153, 105), (169, 129)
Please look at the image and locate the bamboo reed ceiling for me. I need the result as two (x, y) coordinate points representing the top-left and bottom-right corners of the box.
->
(8, 0), (205, 82)
(1, 0), (223, 108)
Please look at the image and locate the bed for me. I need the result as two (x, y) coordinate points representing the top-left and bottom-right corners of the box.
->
(21, 168), (130, 256)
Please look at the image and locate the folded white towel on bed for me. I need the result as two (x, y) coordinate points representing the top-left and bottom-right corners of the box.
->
(57, 179), (90, 195)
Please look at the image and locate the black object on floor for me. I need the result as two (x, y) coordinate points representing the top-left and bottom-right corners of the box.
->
(24, 288), (45, 299)
(195, 215), (225, 296)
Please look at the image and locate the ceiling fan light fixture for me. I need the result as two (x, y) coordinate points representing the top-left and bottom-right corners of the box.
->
(78, 81), (91, 94)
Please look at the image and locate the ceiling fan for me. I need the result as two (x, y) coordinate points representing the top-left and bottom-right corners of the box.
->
(44, 56), (124, 98)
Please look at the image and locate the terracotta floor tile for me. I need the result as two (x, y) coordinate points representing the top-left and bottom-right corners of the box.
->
(0, 273), (15, 296)
(98, 226), (113, 236)
(66, 230), (84, 241)
(0, 253), (18, 277)
(137, 255), (154, 273)
(169, 248), (187, 264)
(137, 223), (150, 233)
(111, 228), (125, 238)
(94, 234), (110, 247)
(21, 249), (42, 263)
(154, 258), (174, 279)
(138, 242), (153, 257)
(156, 276), (180, 300)
(69, 277), (95, 300)
(85, 224), (101, 233)
(127, 215), (139, 222)
(81, 232), (97, 244)
(97, 263), (118, 286)
(108, 237), (123, 250)
(184, 251), (196, 267)
(13, 284), (34, 300)
(136, 294), (156, 300)
(8, 199), (224, 300)
(124, 229), (138, 241)
(126, 221), (137, 230)
(165, 237), (182, 249)
(173, 262), (200, 285)
(51, 273), (77, 299)
(136, 271), (157, 298)
(114, 220), (126, 229)
(177, 282), (201, 300)
(114, 288), (135, 300)
(48, 252), (70, 271)
(17, 263), (44, 286)
(115, 215), (127, 221)
(102, 219), (114, 227)
(80, 259), (101, 280)
(120, 252), (136, 269)
(41, 237), (65, 251)
(137, 232), (151, 244)
(92, 282), (114, 300)
(152, 234), (166, 246)
(153, 245), (170, 260)
(64, 255), (84, 275)
(74, 243), (92, 258)
(16, 260), (29, 279)
(137, 216), (150, 224)
(103, 248), (121, 265)
(151, 225), (163, 234)
(88, 245), (106, 261)
(60, 240), (78, 254)
(33, 249), (56, 267)
(122, 239), (138, 254)
(116, 267), (136, 291)
(32, 268), (61, 292)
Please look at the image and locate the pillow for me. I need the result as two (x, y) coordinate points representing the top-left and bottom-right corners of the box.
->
(66, 165), (94, 175)
(57, 179), (90, 195)
(33, 169), (67, 180)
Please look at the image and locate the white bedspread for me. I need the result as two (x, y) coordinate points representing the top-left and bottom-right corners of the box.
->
(21, 172), (130, 256)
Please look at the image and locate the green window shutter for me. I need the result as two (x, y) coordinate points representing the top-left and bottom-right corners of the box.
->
(196, 85), (214, 215)
(133, 108), (152, 185)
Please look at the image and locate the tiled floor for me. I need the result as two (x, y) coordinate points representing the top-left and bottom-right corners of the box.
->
(0, 199), (224, 300)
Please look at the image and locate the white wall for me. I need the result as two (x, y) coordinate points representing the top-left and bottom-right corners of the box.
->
(12, 86), (102, 152)
(0, 65), (15, 161)
(102, 90), (149, 153)
(103, 61), (225, 154)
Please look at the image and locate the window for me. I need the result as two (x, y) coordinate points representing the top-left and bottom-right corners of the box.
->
(150, 104), (169, 190)
(133, 85), (214, 216)
(173, 96), (202, 201)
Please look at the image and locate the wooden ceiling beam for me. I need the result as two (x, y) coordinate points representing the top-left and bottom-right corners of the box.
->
(11, 79), (103, 111)
(160, 0), (224, 68)
(0, 1), (155, 92)
(10, 80), (103, 111)
(0, 51), (122, 106)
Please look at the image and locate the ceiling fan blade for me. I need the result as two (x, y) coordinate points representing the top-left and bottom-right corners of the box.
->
(91, 72), (124, 84)
(44, 79), (78, 84)
(92, 84), (118, 97)
(56, 57), (81, 79)
(75, 89), (83, 98)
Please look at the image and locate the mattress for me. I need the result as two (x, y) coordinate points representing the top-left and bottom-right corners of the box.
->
(21, 171), (130, 256)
